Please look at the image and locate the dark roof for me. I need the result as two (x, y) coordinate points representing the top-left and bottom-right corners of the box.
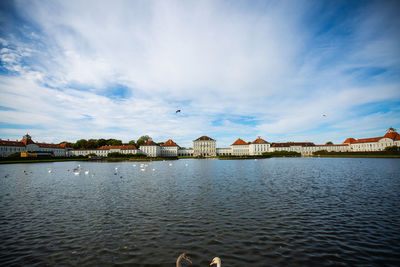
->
(0, 140), (25, 147)
(162, 139), (179, 147)
(141, 140), (159, 146)
(250, 137), (269, 144)
(231, 138), (248, 146)
(36, 143), (63, 149)
(194, 136), (215, 141)
(98, 145), (137, 150)
(272, 142), (315, 147)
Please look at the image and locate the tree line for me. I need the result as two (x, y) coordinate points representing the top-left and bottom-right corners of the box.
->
(63, 135), (152, 149)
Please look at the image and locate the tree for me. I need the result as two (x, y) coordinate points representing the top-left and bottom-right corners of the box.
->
(325, 141), (333, 145)
(136, 135), (151, 146)
(96, 138), (108, 148)
(74, 139), (88, 149)
(106, 139), (123, 146)
(128, 140), (137, 147)
(86, 139), (97, 149)
(384, 145), (399, 152)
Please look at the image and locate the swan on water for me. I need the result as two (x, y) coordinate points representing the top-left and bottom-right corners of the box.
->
(176, 253), (192, 267)
(210, 257), (221, 267)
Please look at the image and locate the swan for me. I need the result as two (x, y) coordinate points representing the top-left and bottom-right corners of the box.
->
(210, 257), (221, 267)
(176, 253), (192, 267)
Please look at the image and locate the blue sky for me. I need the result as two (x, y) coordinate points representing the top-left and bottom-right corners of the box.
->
(0, 0), (399, 147)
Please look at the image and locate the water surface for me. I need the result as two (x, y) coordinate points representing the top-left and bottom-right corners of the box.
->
(1, 158), (399, 266)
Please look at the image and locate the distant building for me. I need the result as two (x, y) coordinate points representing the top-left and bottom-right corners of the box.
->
(249, 137), (270, 155)
(139, 139), (161, 157)
(70, 145), (138, 157)
(2, 127), (398, 158)
(0, 134), (67, 157)
(193, 136), (216, 157)
(231, 138), (249, 156)
(161, 139), (179, 157)
(344, 127), (400, 151)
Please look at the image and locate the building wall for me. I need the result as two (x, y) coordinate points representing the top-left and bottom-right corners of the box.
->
(140, 146), (161, 157)
(0, 145), (25, 157)
(231, 145), (249, 156)
(193, 140), (216, 157)
(178, 149), (194, 156)
(249, 143), (270, 155)
(161, 146), (178, 157)
(216, 148), (231, 156)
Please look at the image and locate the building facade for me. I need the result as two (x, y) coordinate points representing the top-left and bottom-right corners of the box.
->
(249, 137), (270, 155)
(193, 136), (216, 157)
(0, 134), (68, 157)
(231, 138), (250, 156)
(161, 139), (179, 157)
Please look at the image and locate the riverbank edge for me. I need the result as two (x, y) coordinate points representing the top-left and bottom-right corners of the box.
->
(0, 158), (90, 164)
(313, 154), (400, 158)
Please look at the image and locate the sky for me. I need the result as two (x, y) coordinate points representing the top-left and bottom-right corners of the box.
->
(0, 0), (399, 147)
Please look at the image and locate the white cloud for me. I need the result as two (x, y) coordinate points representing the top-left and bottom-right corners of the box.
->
(0, 0), (399, 146)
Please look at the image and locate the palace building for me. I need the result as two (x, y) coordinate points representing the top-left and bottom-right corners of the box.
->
(193, 136), (216, 157)
(1, 128), (398, 158)
(0, 134), (68, 157)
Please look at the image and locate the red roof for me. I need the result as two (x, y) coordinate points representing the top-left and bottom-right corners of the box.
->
(383, 132), (399, 139)
(272, 142), (315, 147)
(317, 144), (349, 147)
(162, 139), (179, 147)
(36, 143), (63, 149)
(353, 137), (382, 144)
(231, 138), (248, 146)
(343, 138), (356, 144)
(250, 137), (269, 144)
(0, 139), (25, 147)
(20, 134), (35, 145)
(194, 136), (215, 141)
(98, 145), (137, 150)
(141, 140), (159, 146)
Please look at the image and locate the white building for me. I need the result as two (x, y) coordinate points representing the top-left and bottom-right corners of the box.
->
(178, 148), (194, 156)
(139, 139), (161, 157)
(70, 145), (139, 157)
(161, 139), (179, 157)
(193, 136), (216, 157)
(344, 127), (400, 151)
(249, 137), (270, 155)
(231, 138), (250, 156)
(216, 148), (232, 156)
(0, 134), (68, 157)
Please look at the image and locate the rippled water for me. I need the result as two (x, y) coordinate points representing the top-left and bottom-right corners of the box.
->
(1, 158), (399, 266)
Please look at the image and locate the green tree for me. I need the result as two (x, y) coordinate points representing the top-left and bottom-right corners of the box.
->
(384, 145), (399, 152)
(128, 140), (137, 147)
(325, 141), (333, 145)
(86, 139), (97, 149)
(96, 138), (108, 148)
(136, 135), (151, 147)
(106, 139), (123, 146)
(74, 139), (88, 149)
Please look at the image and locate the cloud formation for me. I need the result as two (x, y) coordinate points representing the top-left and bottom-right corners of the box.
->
(0, 0), (399, 146)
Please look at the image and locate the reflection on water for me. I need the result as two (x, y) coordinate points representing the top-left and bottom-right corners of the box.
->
(1, 158), (399, 266)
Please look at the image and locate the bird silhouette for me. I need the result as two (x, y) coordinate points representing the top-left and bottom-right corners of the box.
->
(176, 109), (181, 113)
(176, 253), (192, 266)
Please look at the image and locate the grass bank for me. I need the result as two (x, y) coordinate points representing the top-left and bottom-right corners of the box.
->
(0, 157), (90, 164)
(218, 155), (271, 160)
(313, 151), (400, 158)
(104, 157), (178, 162)
(262, 151), (301, 157)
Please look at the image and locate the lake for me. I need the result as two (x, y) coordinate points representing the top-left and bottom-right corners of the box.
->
(1, 158), (399, 266)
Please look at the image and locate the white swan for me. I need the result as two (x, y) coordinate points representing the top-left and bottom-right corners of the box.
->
(210, 257), (221, 267)
(176, 253), (191, 267)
